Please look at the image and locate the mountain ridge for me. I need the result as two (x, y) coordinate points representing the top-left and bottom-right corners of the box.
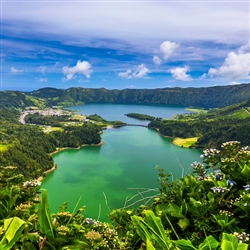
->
(1, 83), (250, 109)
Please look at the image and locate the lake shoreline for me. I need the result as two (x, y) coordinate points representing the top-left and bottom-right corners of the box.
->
(38, 141), (104, 181)
(49, 141), (104, 156)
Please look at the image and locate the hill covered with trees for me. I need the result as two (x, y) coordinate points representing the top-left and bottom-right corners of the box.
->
(1, 83), (250, 109)
(0, 108), (102, 179)
(148, 99), (250, 148)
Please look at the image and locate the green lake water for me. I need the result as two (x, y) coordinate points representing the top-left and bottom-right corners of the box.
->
(41, 104), (202, 221)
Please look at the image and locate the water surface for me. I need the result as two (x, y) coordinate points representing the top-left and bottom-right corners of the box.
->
(42, 104), (200, 221)
(67, 103), (191, 125)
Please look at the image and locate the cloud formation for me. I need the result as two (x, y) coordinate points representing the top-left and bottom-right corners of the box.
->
(208, 45), (250, 81)
(153, 55), (161, 65)
(168, 66), (192, 81)
(160, 41), (179, 60)
(118, 64), (150, 79)
(11, 66), (24, 73)
(62, 61), (93, 81)
(36, 78), (48, 82)
(37, 66), (46, 75)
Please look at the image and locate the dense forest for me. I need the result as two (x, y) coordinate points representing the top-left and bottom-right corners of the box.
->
(0, 109), (102, 179)
(1, 83), (250, 108)
(125, 113), (156, 121)
(147, 99), (250, 148)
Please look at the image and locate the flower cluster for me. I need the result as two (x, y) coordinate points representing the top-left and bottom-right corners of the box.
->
(221, 141), (240, 148)
(211, 169), (224, 181)
(243, 185), (250, 191)
(191, 161), (207, 180)
(23, 180), (41, 187)
(233, 232), (250, 243)
(227, 180), (236, 186)
(241, 146), (250, 151)
(56, 225), (70, 236)
(219, 210), (234, 217)
(201, 148), (220, 158)
(85, 218), (94, 224)
(86, 230), (102, 241)
(211, 187), (229, 193)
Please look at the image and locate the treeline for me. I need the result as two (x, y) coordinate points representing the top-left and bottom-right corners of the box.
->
(148, 117), (250, 148)
(0, 91), (44, 108)
(125, 113), (156, 121)
(27, 84), (250, 108)
(25, 113), (71, 126)
(0, 109), (102, 179)
(86, 114), (126, 127)
(1, 83), (250, 109)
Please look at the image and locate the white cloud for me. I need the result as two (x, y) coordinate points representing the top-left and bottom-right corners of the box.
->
(118, 64), (150, 79)
(160, 41), (179, 60)
(11, 66), (24, 73)
(153, 55), (161, 65)
(118, 70), (132, 79)
(230, 81), (241, 85)
(3, 2), (248, 48)
(168, 66), (192, 81)
(37, 66), (46, 75)
(238, 43), (250, 54)
(36, 78), (48, 82)
(132, 64), (150, 78)
(208, 48), (250, 81)
(62, 60), (93, 81)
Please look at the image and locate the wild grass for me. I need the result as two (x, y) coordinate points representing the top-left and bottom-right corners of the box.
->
(172, 137), (198, 148)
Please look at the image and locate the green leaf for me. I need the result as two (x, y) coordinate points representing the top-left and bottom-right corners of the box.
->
(167, 203), (184, 218)
(146, 238), (156, 250)
(207, 192), (215, 205)
(144, 210), (170, 246)
(241, 164), (250, 179)
(178, 218), (190, 230)
(221, 233), (238, 250)
(198, 235), (219, 250)
(131, 215), (151, 242)
(38, 189), (54, 238)
(131, 211), (171, 249)
(0, 217), (26, 250)
(174, 239), (197, 250)
(180, 200), (188, 216)
(4, 217), (25, 243)
(237, 243), (249, 250)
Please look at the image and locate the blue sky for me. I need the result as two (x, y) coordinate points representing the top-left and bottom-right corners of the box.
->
(1, 0), (249, 91)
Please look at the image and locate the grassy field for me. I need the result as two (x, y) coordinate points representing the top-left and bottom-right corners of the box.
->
(186, 108), (207, 113)
(172, 137), (198, 148)
(225, 108), (250, 119)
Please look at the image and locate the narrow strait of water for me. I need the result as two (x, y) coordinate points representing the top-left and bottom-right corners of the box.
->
(41, 104), (202, 221)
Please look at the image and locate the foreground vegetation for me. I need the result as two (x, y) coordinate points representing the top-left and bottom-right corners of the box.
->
(0, 141), (249, 249)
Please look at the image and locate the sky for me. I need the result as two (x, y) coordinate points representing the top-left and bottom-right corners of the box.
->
(1, 0), (250, 91)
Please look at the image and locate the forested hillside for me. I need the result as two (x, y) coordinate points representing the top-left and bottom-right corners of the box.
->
(148, 99), (250, 148)
(1, 83), (250, 108)
(28, 84), (250, 108)
(0, 109), (102, 179)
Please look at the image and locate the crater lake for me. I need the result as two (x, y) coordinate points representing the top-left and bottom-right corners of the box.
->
(41, 104), (202, 221)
